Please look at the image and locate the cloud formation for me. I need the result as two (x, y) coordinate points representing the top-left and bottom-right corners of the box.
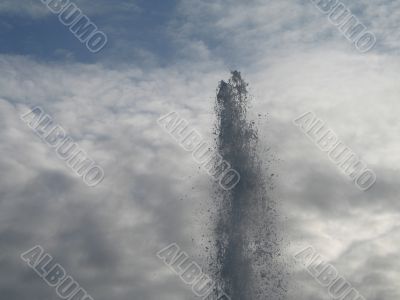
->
(1, 1), (400, 300)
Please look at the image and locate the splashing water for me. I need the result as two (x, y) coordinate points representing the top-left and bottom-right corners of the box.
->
(209, 71), (287, 300)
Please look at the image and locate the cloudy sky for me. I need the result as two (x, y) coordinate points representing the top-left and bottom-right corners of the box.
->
(1, 0), (400, 299)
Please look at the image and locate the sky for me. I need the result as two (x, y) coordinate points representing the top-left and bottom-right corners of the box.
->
(1, 0), (400, 299)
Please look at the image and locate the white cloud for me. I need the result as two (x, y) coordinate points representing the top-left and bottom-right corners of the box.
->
(0, 0), (49, 18)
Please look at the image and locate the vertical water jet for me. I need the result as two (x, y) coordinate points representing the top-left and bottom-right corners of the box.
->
(210, 71), (286, 300)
